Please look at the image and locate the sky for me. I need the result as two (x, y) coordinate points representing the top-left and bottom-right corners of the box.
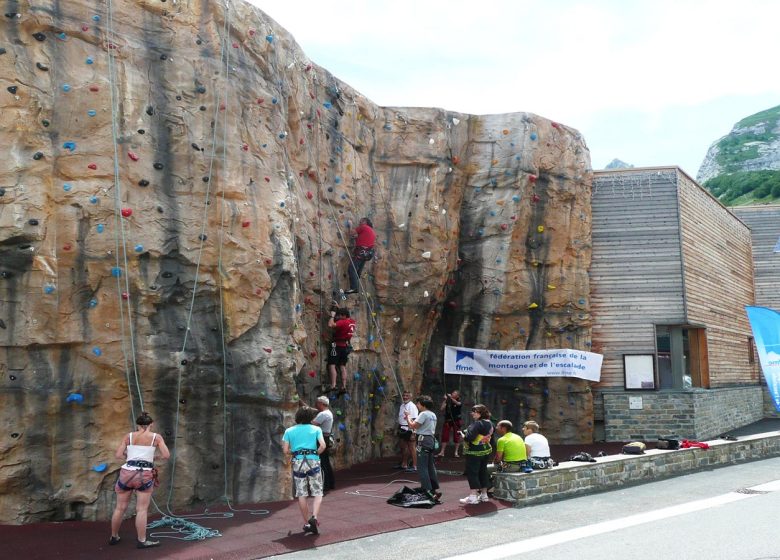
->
(250, 0), (780, 177)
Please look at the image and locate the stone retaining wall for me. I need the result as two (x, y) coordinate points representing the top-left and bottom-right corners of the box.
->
(493, 431), (780, 506)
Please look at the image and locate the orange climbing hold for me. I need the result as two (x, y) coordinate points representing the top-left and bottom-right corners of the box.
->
(452, 156), (460, 165)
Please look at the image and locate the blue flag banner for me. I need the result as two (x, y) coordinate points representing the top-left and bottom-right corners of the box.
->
(443, 346), (602, 382)
(745, 306), (780, 412)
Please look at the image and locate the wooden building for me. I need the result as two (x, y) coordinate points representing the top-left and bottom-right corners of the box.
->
(591, 167), (761, 441)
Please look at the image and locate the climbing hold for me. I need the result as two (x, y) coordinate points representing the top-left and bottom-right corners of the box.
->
(512, 195), (521, 202)
(160, 54), (167, 60)
(36, 62), (48, 71)
(421, 251), (431, 259)
(96, 224), (104, 233)
(7, 85), (17, 94)
(338, 423), (346, 431)
(62, 142), (76, 152)
(92, 347), (102, 356)
(121, 292), (129, 301)
(271, 97), (278, 104)
(502, 129), (510, 135)
(134, 244), (143, 252)
(89, 299), (98, 308)
(120, 208), (132, 218)
(87, 163), (97, 170)
(146, 105), (154, 116)
(530, 132), (537, 140)
(529, 174), (537, 183)
(92, 14), (100, 22)
(196, 85), (206, 94)
(153, 162), (164, 170)
(452, 156), (460, 165)
(198, 234), (207, 241)
(323, 102), (332, 109)
(278, 131), (287, 139)
(62, 84), (71, 92)
(90, 196), (99, 204)
(547, 284), (556, 290)
(89, 85), (99, 92)
(66, 393), (84, 403)
(32, 152), (44, 160)
(263, 347), (272, 353)
(202, 176), (209, 183)
(111, 267), (121, 277)
(127, 151), (139, 161)
(86, 56), (93, 64)
(242, 220), (250, 228)
(0, 48), (5, 55)
(537, 225), (544, 233)
(306, 191), (313, 200)
(307, 370), (316, 377)
(44, 285), (55, 294)
(528, 303), (538, 309)
(92, 463), (108, 472)
(33, 32), (46, 41)
(500, 223), (508, 231)
(138, 179), (149, 187)
(266, 35), (274, 43)
(63, 243), (72, 251)
(87, 110), (96, 117)
(41, 119), (50, 127)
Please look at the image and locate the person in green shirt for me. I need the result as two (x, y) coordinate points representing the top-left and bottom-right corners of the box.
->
(494, 420), (531, 473)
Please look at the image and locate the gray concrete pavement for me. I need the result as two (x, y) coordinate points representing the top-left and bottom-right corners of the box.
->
(269, 457), (780, 560)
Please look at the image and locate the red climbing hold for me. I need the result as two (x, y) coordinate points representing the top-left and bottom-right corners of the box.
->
(248, 28), (256, 36)
(122, 292), (129, 300)
(310, 92), (315, 99)
(307, 123), (312, 129)
(532, 194), (541, 203)
(257, 98), (264, 104)
(306, 191), (313, 199)
(263, 347), (272, 353)
(452, 156), (460, 165)
(255, 288), (263, 296)
(500, 223), (508, 230)
(305, 64), (312, 72)
(551, 122), (560, 129)
(127, 151), (139, 161)
(308, 370), (316, 378)
(242, 143), (248, 151)
(63, 243), (72, 251)
(264, 258), (272, 266)
(81, 25), (89, 32)
(264, 177), (270, 182)
(89, 85), (99, 92)
(309, 271), (315, 277)
(309, 351), (317, 358)
(448, 301), (458, 308)
(232, 42), (239, 48)
(299, 138), (304, 145)
(242, 220), (250, 227)
(304, 296), (313, 305)
(87, 163), (97, 170)
(529, 174), (537, 183)
(121, 208), (132, 218)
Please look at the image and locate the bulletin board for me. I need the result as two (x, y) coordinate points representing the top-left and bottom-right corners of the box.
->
(623, 354), (656, 390)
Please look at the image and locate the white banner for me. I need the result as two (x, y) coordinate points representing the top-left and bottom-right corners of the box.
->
(443, 346), (602, 382)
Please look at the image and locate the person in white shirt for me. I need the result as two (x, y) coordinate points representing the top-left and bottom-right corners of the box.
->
(522, 420), (552, 467)
(312, 396), (335, 491)
(396, 391), (418, 472)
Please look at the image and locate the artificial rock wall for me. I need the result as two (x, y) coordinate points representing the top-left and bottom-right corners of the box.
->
(0, 0), (593, 523)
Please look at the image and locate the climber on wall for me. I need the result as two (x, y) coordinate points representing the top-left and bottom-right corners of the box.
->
(345, 217), (375, 295)
(326, 306), (356, 394)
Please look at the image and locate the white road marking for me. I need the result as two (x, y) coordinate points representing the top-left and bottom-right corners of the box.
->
(442, 479), (780, 560)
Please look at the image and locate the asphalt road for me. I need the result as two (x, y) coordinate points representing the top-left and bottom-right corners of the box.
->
(269, 457), (780, 560)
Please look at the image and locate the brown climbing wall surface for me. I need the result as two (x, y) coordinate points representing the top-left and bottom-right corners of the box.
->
(0, 0), (592, 523)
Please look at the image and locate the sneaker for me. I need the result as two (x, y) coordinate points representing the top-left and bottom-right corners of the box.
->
(404, 467), (417, 473)
(308, 516), (319, 534)
(344, 289), (358, 294)
(136, 540), (160, 549)
(433, 491), (443, 503)
(108, 536), (121, 546)
(459, 495), (479, 505)
(478, 493), (490, 502)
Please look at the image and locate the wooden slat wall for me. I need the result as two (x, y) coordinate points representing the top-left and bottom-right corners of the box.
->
(732, 205), (780, 312)
(676, 172), (759, 386)
(591, 169), (686, 389)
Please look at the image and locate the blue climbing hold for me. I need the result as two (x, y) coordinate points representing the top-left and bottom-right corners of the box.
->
(512, 195), (521, 202)
(89, 299), (98, 308)
(266, 35), (273, 43)
(279, 201), (285, 208)
(343, 393), (351, 401)
(278, 132), (286, 139)
(57, 32), (67, 40)
(63, 141), (76, 151)
(92, 347), (102, 356)
(96, 224), (104, 233)
(475, 187), (482, 193)
(261, 143), (267, 148)
(89, 196), (98, 204)
(271, 97), (278, 104)
(295, 303), (301, 312)
(382, 239), (387, 246)
(368, 335), (374, 343)
(92, 462), (108, 472)
(530, 132), (537, 141)
(87, 110), (96, 117)
(111, 267), (121, 277)
(338, 423), (346, 431)
(489, 210), (496, 217)
(353, 372), (361, 380)
(334, 176), (341, 184)
(340, 194), (347, 200)
(323, 102), (332, 109)
(62, 84), (71, 92)
(578, 298), (586, 305)
(383, 124), (392, 131)
(66, 393), (84, 403)
(477, 228), (484, 236)
(44, 285), (56, 294)
(63, 183), (72, 192)
(134, 244), (144, 252)
(92, 15), (100, 22)
(86, 57), (94, 65)
(496, 257), (502, 264)
(377, 386), (384, 393)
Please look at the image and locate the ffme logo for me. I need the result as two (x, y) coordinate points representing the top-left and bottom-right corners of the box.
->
(455, 349), (475, 371)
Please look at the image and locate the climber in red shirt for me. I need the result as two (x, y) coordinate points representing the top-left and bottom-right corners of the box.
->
(345, 218), (375, 295)
(326, 307), (356, 393)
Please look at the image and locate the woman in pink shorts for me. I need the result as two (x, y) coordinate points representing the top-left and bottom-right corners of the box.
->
(109, 411), (170, 549)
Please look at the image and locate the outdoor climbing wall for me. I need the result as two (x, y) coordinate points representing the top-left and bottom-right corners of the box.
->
(0, 0), (592, 524)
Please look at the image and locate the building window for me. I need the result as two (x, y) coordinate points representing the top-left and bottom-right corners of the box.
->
(656, 325), (710, 389)
(748, 336), (755, 364)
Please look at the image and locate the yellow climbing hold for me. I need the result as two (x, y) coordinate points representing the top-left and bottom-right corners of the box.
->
(547, 284), (556, 290)
(528, 303), (539, 309)
(346, 163), (353, 172)
(537, 225), (545, 233)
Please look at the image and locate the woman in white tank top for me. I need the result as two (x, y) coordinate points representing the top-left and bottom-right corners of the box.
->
(109, 411), (170, 549)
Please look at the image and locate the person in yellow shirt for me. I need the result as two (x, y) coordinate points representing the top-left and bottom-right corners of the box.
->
(494, 420), (531, 473)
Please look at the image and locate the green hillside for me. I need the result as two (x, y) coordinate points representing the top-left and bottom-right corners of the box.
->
(704, 170), (780, 205)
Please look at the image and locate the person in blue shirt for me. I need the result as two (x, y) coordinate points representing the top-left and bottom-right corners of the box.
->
(283, 406), (326, 534)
